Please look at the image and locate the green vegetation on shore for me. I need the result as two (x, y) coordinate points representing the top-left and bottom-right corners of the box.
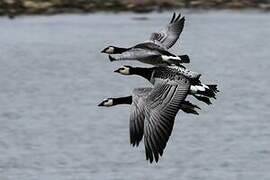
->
(1, 0), (270, 17)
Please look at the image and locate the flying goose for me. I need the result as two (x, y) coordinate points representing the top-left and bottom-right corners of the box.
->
(99, 88), (152, 148)
(114, 65), (219, 105)
(101, 12), (189, 66)
(98, 91), (200, 145)
(99, 72), (192, 163)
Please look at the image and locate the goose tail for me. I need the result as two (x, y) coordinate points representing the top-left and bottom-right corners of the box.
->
(197, 87), (216, 98)
(206, 84), (219, 93)
(191, 84), (218, 99)
(178, 55), (190, 63)
(180, 101), (200, 115)
(193, 95), (212, 105)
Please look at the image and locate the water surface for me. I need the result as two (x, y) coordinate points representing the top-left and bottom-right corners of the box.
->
(0, 11), (270, 180)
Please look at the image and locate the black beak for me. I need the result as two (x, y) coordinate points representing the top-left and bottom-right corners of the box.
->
(114, 69), (120, 73)
(98, 102), (104, 106)
(101, 49), (106, 53)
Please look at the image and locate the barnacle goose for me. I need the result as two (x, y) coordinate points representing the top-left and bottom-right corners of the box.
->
(98, 91), (200, 145)
(114, 65), (219, 105)
(99, 88), (152, 149)
(99, 71), (193, 163)
(101, 12), (190, 66)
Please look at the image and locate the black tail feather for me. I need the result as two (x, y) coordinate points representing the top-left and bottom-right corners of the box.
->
(181, 107), (199, 115)
(207, 84), (219, 93)
(193, 95), (212, 105)
(180, 101), (200, 115)
(181, 101), (201, 110)
(178, 55), (190, 63)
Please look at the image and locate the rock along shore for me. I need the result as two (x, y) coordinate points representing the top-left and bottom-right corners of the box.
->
(1, 0), (270, 18)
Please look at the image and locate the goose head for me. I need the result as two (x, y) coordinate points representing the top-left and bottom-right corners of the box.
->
(101, 46), (115, 54)
(98, 98), (114, 107)
(114, 65), (132, 75)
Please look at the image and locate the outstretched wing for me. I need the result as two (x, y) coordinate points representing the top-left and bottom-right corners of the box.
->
(143, 76), (190, 163)
(129, 88), (152, 147)
(149, 12), (185, 49)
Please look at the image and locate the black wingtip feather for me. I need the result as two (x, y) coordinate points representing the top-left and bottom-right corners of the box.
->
(148, 136), (160, 163)
(145, 138), (153, 163)
(180, 16), (185, 23)
(154, 154), (159, 163)
(170, 12), (176, 23)
(160, 149), (163, 156)
(175, 13), (181, 21)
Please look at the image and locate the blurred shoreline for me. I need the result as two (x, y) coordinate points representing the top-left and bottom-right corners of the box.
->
(1, 0), (270, 18)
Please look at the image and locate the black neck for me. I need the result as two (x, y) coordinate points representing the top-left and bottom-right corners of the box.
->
(114, 47), (130, 54)
(113, 96), (132, 105)
(130, 67), (154, 81)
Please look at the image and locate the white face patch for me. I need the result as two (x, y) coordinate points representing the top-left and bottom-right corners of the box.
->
(104, 99), (113, 106)
(106, 47), (114, 54)
(119, 67), (130, 75)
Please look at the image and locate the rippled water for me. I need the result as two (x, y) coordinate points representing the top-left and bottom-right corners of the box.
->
(0, 11), (270, 180)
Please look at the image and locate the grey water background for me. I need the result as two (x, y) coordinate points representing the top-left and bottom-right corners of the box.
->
(0, 10), (270, 180)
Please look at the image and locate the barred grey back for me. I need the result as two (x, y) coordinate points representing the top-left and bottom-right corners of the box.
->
(154, 66), (201, 81)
